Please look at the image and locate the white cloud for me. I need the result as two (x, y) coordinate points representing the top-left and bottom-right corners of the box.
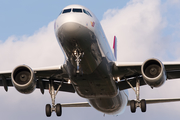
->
(101, 0), (169, 62)
(0, 21), (64, 71)
(101, 0), (180, 117)
(1, 0), (180, 119)
(166, 0), (180, 5)
(0, 21), (79, 119)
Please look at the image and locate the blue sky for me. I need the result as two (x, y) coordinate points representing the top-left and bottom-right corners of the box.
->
(1, 0), (180, 120)
(0, 0), (130, 41)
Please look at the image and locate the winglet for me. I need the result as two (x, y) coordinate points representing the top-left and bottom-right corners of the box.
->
(113, 36), (117, 60)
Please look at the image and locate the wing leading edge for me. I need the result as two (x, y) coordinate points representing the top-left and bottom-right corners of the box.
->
(0, 65), (75, 93)
(114, 61), (180, 80)
(114, 61), (180, 91)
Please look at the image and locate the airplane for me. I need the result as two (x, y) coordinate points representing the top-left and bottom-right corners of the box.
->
(1, 4), (180, 117)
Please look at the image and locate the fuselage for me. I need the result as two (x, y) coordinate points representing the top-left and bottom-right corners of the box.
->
(54, 4), (128, 115)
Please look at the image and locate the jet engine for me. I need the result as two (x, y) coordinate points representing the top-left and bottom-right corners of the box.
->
(141, 59), (166, 88)
(11, 65), (36, 94)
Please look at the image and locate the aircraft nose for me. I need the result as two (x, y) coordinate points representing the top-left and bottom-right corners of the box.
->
(61, 22), (81, 33)
(56, 22), (86, 45)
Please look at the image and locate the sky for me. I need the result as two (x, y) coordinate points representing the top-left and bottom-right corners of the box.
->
(1, 0), (180, 120)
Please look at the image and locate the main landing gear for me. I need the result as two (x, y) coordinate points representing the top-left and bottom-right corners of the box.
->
(130, 99), (146, 113)
(126, 77), (147, 113)
(45, 80), (63, 117)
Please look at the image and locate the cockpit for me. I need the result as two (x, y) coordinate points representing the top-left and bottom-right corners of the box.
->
(60, 8), (92, 17)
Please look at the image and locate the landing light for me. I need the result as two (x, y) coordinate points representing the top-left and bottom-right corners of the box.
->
(68, 79), (71, 84)
(113, 77), (120, 82)
(117, 77), (120, 82)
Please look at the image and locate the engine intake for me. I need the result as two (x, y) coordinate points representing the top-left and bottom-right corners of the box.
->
(11, 65), (36, 94)
(141, 59), (166, 87)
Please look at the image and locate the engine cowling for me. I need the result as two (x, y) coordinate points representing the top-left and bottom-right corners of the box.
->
(141, 58), (166, 88)
(11, 65), (36, 94)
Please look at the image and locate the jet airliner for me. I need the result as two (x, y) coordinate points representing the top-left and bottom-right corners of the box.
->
(1, 4), (180, 117)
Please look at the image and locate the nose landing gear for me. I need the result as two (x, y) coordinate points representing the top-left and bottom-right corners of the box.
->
(73, 48), (84, 74)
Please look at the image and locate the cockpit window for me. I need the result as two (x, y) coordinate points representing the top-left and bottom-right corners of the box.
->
(83, 9), (92, 17)
(59, 11), (62, 15)
(62, 9), (71, 13)
(86, 10), (92, 17)
(83, 9), (88, 15)
(61, 8), (92, 17)
(73, 8), (82, 13)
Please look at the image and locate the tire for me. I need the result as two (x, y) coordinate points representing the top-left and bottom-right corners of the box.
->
(56, 104), (62, 116)
(141, 99), (146, 112)
(130, 100), (136, 113)
(46, 104), (51, 117)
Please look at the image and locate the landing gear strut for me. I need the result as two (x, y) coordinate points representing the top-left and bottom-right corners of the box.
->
(126, 77), (147, 113)
(73, 48), (84, 74)
(45, 79), (63, 117)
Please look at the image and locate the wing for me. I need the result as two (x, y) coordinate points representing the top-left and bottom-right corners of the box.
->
(114, 60), (180, 90)
(61, 102), (91, 107)
(59, 98), (180, 107)
(163, 62), (180, 79)
(127, 98), (180, 106)
(0, 65), (75, 93)
(61, 98), (180, 107)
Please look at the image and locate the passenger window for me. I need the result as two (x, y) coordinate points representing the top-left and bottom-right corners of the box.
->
(62, 9), (71, 13)
(73, 8), (82, 13)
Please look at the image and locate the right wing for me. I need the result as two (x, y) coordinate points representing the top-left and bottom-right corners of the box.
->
(0, 65), (75, 93)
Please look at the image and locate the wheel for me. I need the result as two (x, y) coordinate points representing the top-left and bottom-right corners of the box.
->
(130, 100), (136, 113)
(140, 99), (146, 112)
(46, 104), (52, 117)
(56, 104), (62, 116)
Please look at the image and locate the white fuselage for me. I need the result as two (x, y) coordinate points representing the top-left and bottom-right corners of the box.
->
(54, 4), (128, 115)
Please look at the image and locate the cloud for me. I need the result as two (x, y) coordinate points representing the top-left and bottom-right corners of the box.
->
(101, 0), (180, 118)
(0, 19), (92, 120)
(101, 0), (180, 62)
(101, 0), (169, 62)
(161, 0), (180, 61)
(0, 21), (64, 71)
(166, 0), (180, 5)
(1, 0), (180, 120)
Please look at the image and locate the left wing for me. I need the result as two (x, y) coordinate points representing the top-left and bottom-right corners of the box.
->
(114, 61), (180, 80)
(113, 59), (180, 90)
(0, 65), (75, 93)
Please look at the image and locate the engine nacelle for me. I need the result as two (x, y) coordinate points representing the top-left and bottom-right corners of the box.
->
(11, 65), (36, 94)
(141, 58), (166, 88)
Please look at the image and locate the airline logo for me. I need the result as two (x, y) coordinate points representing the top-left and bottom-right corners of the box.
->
(91, 21), (95, 27)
